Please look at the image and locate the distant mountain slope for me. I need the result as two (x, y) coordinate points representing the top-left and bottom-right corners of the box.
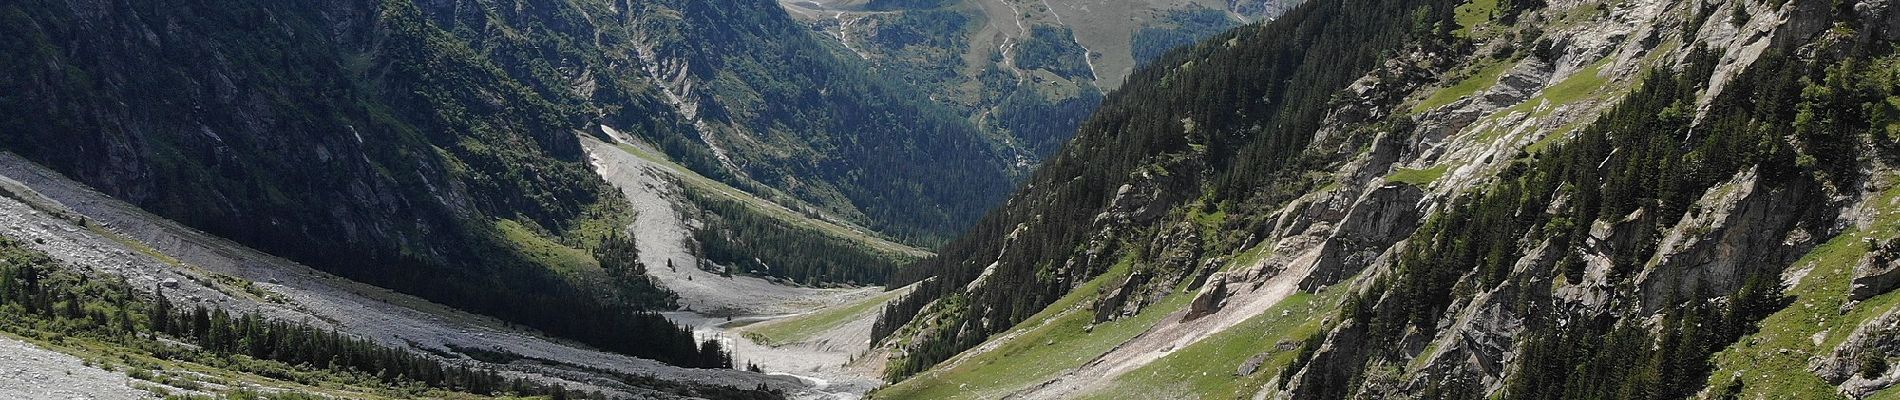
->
(0, 152), (810, 399)
(625, 0), (1019, 245)
(0, 0), (1005, 365)
(781, 0), (1299, 173)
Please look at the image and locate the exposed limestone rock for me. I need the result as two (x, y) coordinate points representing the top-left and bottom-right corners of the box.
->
(1277, 311), (1373, 400)
(1852, 239), (1900, 301)
(1301, 184), (1426, 291)
(1096, 167), (1194, 226)
(1345, 131), (1410, 192)
(1184, 272), (1231, 321)
(1400, 241), (1554, 395)
(1274, 184), (1357, 240)
(1588, 208), (1651, 257)
(1813, 306), (1900, 397)
(1094, 271), (1151, 323)
(1483, 57), (1554, 107)
(1239, 352), (1269, 376)
(1317, 48), (1446, 145)
(1859, 0), (1900, 41)
(1638, 167), (1820, 312)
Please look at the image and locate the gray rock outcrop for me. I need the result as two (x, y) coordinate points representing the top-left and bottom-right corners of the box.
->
(1813, 307), (1900, 397)
(1638, 168), (1818, 312)
(1301, 183), (1426, 291)
(1853, 239), (1900, 301)
(1184, 272), (1232, 321)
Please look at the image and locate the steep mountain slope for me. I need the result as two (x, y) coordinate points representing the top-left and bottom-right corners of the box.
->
(873, 0), (1458, 383)
(0, 0), (739, 367)
(0, 153), (807, 399)
(0, 0), (1020, 375)
(870, 0), (1900, 398)
(781, 0), (1300, 169)
(626, 0), (1018, 245)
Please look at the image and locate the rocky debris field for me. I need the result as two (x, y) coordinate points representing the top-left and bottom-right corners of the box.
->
(584, 135), (899, 398)
(583, 135), (866, 317)
(0, 336), (149, 400)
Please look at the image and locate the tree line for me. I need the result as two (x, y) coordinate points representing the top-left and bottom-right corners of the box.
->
(0, 233), (781, 399)
(687, 188), (915, 286)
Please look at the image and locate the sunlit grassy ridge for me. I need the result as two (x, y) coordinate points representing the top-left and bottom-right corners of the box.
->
(1387, 164), (1454, 186)
(1472, 56), (1616, 144)
(495, 219), (600, 277)
(610, 142), (928, 259)
(1453, 0), (1500, 38)
(741, 287), (912, 346)
(1412, 60), (1514, 113)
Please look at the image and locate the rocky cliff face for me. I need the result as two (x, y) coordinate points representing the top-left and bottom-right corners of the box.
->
(873, 0), (1900, 398)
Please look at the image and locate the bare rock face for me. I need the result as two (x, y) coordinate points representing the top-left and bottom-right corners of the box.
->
(1093, 271), (1151, 323)
(1096, 160), (1199, 227)
(1813, 307), (1900, 397)
(1184, 272), (1232, 321)
(1483, 57), (1554, 107)
(1855, 0), (1900, 41)
(1637, 167), (1819, 312)
(1588, 208), (1652, 259)
(1301, 183), (1426, 291)
(1401, 278), (1532, 395)
(1853, 239), (1900, 301)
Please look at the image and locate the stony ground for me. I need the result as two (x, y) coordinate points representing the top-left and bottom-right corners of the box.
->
(583, 135), (896, 398)
(0, 152), (824, 398)
(0, 335), (149, 400)
(582, 135), (864, 316)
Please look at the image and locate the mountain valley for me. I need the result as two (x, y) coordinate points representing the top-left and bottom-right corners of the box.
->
(1, 0), (1898, 399)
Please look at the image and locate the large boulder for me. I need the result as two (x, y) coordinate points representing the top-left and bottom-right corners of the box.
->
(1183, 272), (1231, 321)
(1852, 239), (1900, 301)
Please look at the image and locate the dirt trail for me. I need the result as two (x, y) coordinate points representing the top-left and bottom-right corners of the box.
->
(0, 153), (818, 398)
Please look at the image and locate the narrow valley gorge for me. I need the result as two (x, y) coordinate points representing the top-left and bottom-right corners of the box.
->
(0, 0), (1897, 399)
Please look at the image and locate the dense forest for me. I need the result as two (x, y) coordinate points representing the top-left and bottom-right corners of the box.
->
(0, 0), (734, 367)
(687, 189), (917, 285)
(634, 0), (1016, 246)
(0, 234), (777, 399)
(0, 0), (992, 366)
(874, 0), (1463, 380)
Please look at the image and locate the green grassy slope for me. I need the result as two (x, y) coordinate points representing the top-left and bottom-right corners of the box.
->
(872, 260), (1196, 399)
(1079, 284), (1350, 399)
(611, 143), (929, 260)
(740, 287), (914, 346)
(1704, 181), (1900, 399)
